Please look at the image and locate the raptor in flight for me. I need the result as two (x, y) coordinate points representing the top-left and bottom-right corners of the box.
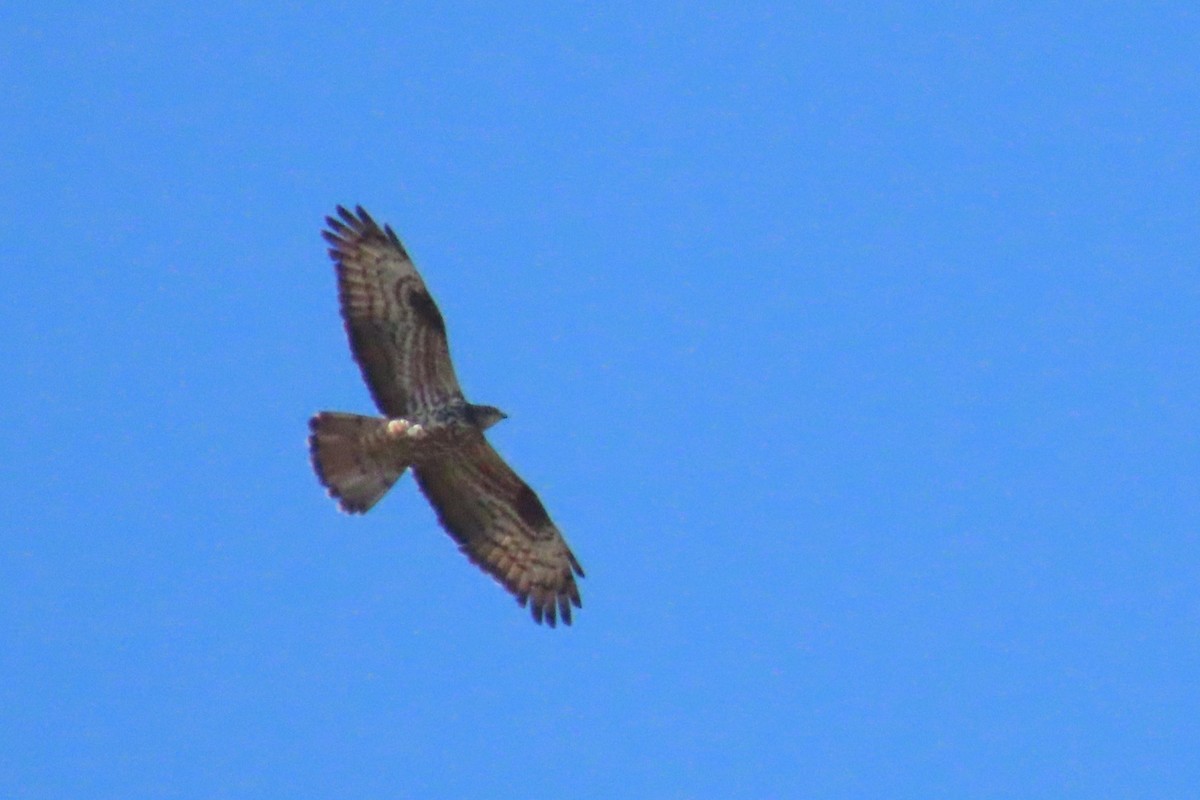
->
(308, 206), (583, 626)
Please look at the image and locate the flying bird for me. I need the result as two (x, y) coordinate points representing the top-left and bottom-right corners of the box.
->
(308, 206), (584, 626)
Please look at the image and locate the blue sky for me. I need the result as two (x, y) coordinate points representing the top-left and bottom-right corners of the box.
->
(2, 3), (1198, 797)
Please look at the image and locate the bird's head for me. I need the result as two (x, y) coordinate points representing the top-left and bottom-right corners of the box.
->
(466, 403), (508, 431)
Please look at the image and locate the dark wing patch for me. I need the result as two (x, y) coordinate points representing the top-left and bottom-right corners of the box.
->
(322, 205), (463, 418)
(413, 435), (584, 627)
(514, 483), (553, 530)
(407, 288), (447, 336)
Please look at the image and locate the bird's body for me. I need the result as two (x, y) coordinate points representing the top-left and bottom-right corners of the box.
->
(308, 206), (583, 627)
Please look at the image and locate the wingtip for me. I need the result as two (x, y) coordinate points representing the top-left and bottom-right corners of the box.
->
(524, 588), (580, 627)
(354, 205), (380, 231)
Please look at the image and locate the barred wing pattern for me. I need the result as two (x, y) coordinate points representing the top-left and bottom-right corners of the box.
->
(323, 206), (463, 418)
(414, 436), (584, 627)
(315, 205), (585, 626)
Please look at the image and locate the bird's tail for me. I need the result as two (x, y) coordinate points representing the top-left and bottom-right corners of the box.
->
(308, 411), (411, 513)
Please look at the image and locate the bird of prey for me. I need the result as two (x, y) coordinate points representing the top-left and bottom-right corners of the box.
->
(308, 206), (584, 626)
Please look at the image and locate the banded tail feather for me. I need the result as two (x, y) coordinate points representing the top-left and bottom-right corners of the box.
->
(308, 412), (413, 513)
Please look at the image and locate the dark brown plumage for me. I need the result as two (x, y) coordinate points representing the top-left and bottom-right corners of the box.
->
(308, 206), (584, 626)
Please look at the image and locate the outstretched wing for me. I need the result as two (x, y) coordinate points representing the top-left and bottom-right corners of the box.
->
(413, 437), (584, 627)
(323, 205), (462, 418)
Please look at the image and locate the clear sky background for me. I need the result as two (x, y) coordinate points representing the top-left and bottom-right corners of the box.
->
(2, 3), (1198, 798)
